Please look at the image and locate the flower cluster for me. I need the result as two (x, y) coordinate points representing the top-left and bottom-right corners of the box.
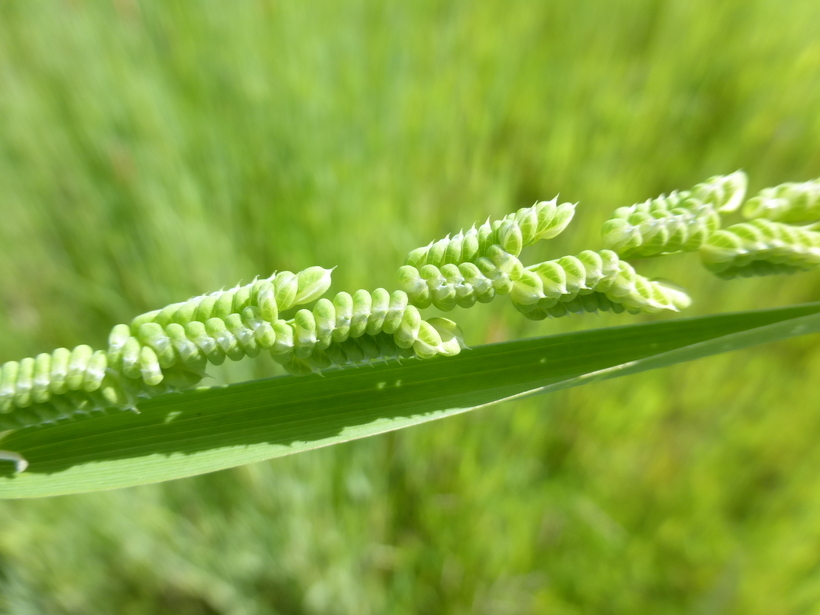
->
(4, 170), (820, 471)
(741, 178), (820, 223)
(0, 270), (463, 429)
(405, 199), (575, 268)
(601, 172), (747, 258)
(700, 219), (820, 279)
(511, 250), (691, 319)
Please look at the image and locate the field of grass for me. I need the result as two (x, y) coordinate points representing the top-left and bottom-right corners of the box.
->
(1, 0), (820, 612)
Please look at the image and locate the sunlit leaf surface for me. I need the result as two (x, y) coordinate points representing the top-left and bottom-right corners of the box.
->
(1, 303), (818, 498)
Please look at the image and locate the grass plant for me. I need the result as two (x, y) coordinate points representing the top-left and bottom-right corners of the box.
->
(2, 0), (820, 612)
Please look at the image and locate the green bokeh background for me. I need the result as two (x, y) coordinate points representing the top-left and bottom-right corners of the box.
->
(2, 1), (820, 612)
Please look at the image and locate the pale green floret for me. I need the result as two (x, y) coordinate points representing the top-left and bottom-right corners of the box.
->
(205, 318), (243, 361)
(412, 321), (452, 360)
(271, 272), (298, 309)
(394, 306), (422, 349)
(601, 218), (642, 254)
(475, 258), (512, 295)
(226, 313), (260, 357)
(166, 323), (206, 368)
(193, 297), (218, 324)
(331, 292), (353, 342)
(349, 290), (372, 338)
(213, 289), (240, 320)
(32, 353), (52, 403)
(186, 321), (223, 365)
(66, 346), (94, 392)
(138, 346), (163, 386)
(574, 250), (616, 288)
(426, 318), (465, 356)
(121, 337), (143, 378)
(424, 264), (458, 312)
(312, 299), (337, 349)
(442, 232), (468, 265)
(554, 256), (589, 296)
(383, 291), (409, 334)
(398, 265), (429, 304)
(691, 170), (748, 213)
(293, 266), (334, 306)
(138, 323), (176, 368)
(271, 320), (295, 361)
(165, 301), (195, 326)
(293, 310), (318, 359)
(242, 306), (277, 349)
(48, 347), (71, 395)
(537, 201), (576, 241)
(257, 283), (278, 323)
(83, 351), (108, 392)
(656, 283), (692, 311)
(485, 245), (524, 281)
(609, 266), (691, 312)
(742, 177), (820, 223)
(510, 270), (544, 306)
(11, 357), (34, 408)
(527, 261), (568, 299)
(421, 236), (449, 268)
(365, 289), (391, 336)
(459, 262), (495, 302)
(496, 219), (523, 256)
(107, 324), (132, 368)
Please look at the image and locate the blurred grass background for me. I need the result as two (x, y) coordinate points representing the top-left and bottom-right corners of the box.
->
(1, 0), (820, 612)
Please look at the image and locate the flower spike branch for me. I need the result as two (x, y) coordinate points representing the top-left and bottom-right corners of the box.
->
(601, 171), (747, 258)
(511, 250), (691, 320)
(2, 170), (820, 472)
(741, 177), (820, 223)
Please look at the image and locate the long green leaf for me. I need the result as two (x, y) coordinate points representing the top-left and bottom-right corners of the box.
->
(1, 302), (819, 499)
